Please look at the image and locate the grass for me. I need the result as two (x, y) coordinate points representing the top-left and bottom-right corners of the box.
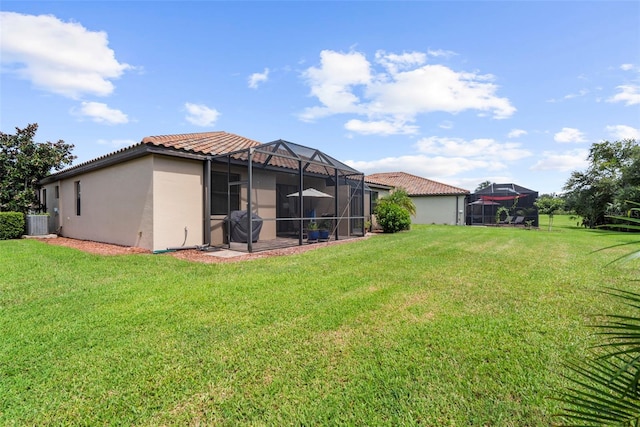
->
(1, 215), (638, 425)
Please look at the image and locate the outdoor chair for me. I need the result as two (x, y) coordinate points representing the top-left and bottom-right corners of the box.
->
(512, 216), (525, 225)
(499, 215), (513, 225)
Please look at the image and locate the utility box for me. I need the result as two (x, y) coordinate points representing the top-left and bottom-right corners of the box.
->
(26, 215), (49, 236)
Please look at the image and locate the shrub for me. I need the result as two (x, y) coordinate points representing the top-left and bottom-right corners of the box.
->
(375, 203), (411, 233)
(381, 188), (416, 216)
(0, 212), (25, 240)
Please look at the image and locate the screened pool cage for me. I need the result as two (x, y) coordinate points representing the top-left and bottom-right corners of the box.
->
(466, 183), (539, 226)
(210, 140), (366, 253)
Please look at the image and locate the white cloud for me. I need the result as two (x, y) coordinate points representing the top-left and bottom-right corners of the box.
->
(439, 120), (454, 130)
(0, 12), (132, 98)
(620, 64), (636, 71)
(367, 64), (515, 119)
(427, 49), (457, 58)
(299, 49), (515, 132)
(606, 124), (640, 140)
(344, 119), (418, 135)
(554, 127), (586, 143)
(375, 50), (427, 74)
(299, 50), (372, 120)
(507, 129), (527, 138)
(564, 89), (589, 99)
(547, 89), (589, 103)
(248, 68), (269, 89)
(530, 149), (589, 172)
(97, 138), (137, 149)
(184, 102), (220, 127)
(346, 134), (531, 185)
(414, 136), (532, 162)
(346, 154), (496, 178)
(608, 85), (640, 106)
(74, 101), (128, 124)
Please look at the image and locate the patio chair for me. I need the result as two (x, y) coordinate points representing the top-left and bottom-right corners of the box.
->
(498, 215), (513, 225)
(512, 216), (525, 226)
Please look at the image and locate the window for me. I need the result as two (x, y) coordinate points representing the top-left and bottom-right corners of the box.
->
(41, 188), (47, 213)
(75, 181), (81, 216)
(211, 172), (240, 215)
(55, 185), (59, 199)
(371, 191), (379, 212)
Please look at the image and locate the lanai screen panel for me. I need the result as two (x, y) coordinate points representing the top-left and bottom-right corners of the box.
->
(212, 140), (365, 252)
(466, 183), (539, 226)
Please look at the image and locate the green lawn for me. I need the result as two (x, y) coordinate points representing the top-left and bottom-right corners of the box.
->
(1, 216), (638, 426)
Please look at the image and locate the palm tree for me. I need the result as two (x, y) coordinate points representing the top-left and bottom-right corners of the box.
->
(556, 203), (640, 426)
(380, 188), (416, 216)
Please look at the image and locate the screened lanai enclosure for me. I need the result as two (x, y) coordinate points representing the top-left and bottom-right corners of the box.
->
(466, 183), (539, 226)
(210, 140), (366, 252)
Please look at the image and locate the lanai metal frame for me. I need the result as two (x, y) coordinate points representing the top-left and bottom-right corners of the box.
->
(211, 139), (365, 252)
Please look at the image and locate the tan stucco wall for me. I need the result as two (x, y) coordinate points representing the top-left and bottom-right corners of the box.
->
(152, 156), (204, 251)
(411, 195), (466, 225)
(250, 170), (276, 240)
(209, 218), (225, 246)
(41, 154), (209, 251)
(48, 156), (155, 249)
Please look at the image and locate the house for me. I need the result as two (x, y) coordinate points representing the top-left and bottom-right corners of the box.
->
(466, 183), (539, 226)
(38, 132), (366, 253)
(365, 172), (469, 225)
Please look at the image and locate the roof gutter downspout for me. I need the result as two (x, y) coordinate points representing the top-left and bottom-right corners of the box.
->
(203, 157), (212, 246)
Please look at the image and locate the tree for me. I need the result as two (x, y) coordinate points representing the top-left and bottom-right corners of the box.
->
(534, 195), (565, 231)
(475, 180), (492, 192)
(563, 139), (639, 228)
(0, 124), (75, 213)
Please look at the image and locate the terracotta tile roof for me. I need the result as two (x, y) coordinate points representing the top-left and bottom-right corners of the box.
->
(40, 132), (263, 181)
(365, 172), (469, 196)
(41, 132), (362, 183)
(142, 131), (261, 154)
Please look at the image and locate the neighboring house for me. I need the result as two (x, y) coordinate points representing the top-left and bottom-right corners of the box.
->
(365, 172), (469, 225)
(39, 132), (366, 252)
(466, 183), (539, 226)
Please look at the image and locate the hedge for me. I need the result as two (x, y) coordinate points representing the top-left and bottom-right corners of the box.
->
(0, 212), (25, 240)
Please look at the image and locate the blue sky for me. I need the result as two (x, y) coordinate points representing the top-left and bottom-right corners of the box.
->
(1, 1), (639, 194)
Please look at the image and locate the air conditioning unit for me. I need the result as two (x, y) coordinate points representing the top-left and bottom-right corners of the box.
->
(26, 215), (49, 236)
